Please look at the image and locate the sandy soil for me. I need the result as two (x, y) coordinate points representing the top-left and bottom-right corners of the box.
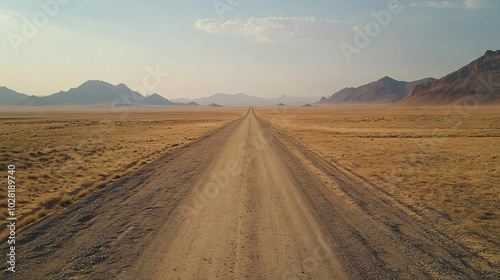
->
(0, 106), (246, 237)
(257, 105), (500, 268)
(1, 108), (498, 279)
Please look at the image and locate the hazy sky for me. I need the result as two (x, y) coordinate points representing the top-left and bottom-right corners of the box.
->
(1, 0), (499, 99)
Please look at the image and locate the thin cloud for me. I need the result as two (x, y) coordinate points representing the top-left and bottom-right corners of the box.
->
(426, 1), (462, 8)
(0, 10), (20, 22)
(195, 17), (352, 43)
(464, 0), (489, 9)
(411, 0), (489, 9)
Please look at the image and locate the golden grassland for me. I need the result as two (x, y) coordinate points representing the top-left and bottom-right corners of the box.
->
(0, 106), (246, 237)
(257, 105), (500, 244)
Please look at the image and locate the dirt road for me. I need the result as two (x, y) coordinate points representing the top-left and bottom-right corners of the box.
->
(2, 108), (498, 279)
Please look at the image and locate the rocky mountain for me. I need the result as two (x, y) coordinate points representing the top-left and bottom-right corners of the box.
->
(318, 76), (436, 105)
(0, 87), (29, 105)
(399, 50), (500, 106)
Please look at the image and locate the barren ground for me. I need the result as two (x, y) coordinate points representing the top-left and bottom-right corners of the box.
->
(1, 107), (498, 279)
(0, 106), (246, 239)
(258, 105), (500, 269)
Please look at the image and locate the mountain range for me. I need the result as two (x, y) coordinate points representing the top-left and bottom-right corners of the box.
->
(317, 76), (437, 105)
(1, 50), (498, 107)
(0, 81), (196, 107)
(0, 82), (320, 107)
(171, 93), (321, 107)
(318, 50), (499, 106)
(0, 87), (29, 105)
(399, 50), (500, 105)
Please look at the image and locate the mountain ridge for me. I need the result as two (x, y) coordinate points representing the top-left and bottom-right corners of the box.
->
(0, 86), (30, 105)
(0, 81), (197, 107)
(0, 82), (319, 107)
(399, 50), (500, 106)
(318, 76), (436, 105)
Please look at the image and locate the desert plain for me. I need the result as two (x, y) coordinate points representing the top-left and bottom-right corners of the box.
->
(0, 105), (498, 279)
(0, 107), (246, 237)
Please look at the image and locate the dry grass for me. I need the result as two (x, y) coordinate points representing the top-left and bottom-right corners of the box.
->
(17, 209), (48, 229)
(257, 105), (500, 242)
(0, 106), (246, 234)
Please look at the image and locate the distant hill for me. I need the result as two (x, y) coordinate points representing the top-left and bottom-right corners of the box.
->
(208, 103), (223, 107)
(399, 50), (500, 106)
(191, 93), (270, 107)
(0, 80), (196, 106)
(17, 96), (59, 106)
(141, 93), (175, 105)
(1, 81), (318, 107)
(173, 93), (320, 107)
(318, 76), (436, 105)
(0, 87), (29, 105)
(170, 98), (192, 104)
(273, 95), (321, 106)
(43, 80), (146, 105)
